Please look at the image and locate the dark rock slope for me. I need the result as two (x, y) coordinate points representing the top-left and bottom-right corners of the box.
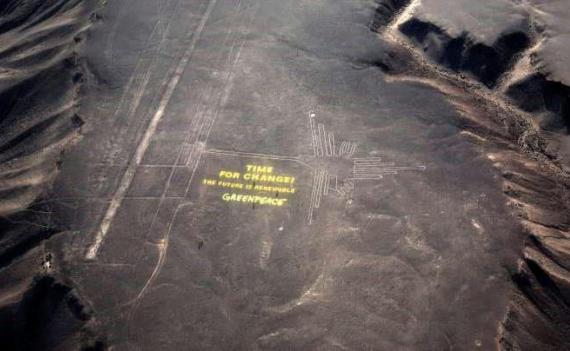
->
(373, 0), (570, 350)
(374, 0), (570, 132)
(0, 1), (104, 350)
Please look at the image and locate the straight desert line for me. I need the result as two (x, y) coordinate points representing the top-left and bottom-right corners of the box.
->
(85, 0), (219, 259)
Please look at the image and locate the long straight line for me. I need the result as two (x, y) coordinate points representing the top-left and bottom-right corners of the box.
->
(85, 0), (219, 259)
(204, 149), (314, 169)
(317, 123), (325, 157)
(310, 117), (318, 157)
(307, 170), (319, 224)
(315, 169), (325, 209)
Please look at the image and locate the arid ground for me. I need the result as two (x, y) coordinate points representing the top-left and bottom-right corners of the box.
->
(1, 1), (570, 350)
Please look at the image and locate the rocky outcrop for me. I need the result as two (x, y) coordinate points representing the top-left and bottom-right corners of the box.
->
(370, 0), (411, 32)
(372, 0), (570, 349)
(0, 1), (105, 350)
(372, 0), (570, 131)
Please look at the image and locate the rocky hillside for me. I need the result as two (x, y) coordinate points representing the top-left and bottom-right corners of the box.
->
(372, 0), (570, 349)
(0, 1), (105, 350)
